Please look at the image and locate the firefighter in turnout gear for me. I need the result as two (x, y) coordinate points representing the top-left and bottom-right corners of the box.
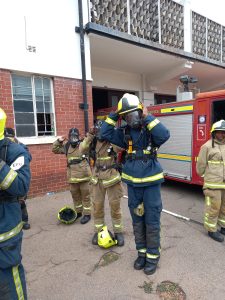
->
(79, 120), (125, 247)
(100, 93), (170, 275)
(52, 128), (92, 224)
(0, 108), (31, 299)
(4, 127), (31, 230)
(197, 120), (225, 242)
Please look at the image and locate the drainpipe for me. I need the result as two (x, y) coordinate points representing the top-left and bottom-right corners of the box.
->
(75, 0), (89, 132)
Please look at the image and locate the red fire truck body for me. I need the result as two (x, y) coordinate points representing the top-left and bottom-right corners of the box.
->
(147, 90), (225, 185)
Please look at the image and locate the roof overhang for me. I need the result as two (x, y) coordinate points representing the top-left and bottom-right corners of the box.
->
(86, 23), (225, 93)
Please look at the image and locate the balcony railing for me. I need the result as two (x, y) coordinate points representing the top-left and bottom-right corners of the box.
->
(89, 0), (225, 63)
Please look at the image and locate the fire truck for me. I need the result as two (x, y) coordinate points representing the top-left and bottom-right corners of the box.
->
(95, 83), (225, 185)
(147, 89), (225, 185)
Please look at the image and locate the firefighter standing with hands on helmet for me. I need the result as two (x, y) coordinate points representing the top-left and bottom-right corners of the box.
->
(52, 128), (92, 224)
(0, 108), (31, 299)
(79, 120), (125, 247)
(100, 93), (170, 275)
(197, 120), (225, 242)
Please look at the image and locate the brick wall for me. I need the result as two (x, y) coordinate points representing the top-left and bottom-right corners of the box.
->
(0, 69), (93, 197)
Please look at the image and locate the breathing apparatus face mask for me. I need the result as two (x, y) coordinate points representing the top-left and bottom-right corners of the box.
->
(69, 129), (79, 147)
(124, 110), (142, 129)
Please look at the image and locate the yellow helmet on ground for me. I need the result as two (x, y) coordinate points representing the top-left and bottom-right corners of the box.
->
(58, 206), (77, 224)
(98, 226), (117, 248)
(211, 120), (225, 133)
(0, 108), (7, 140)
(117, 93), (143, 115)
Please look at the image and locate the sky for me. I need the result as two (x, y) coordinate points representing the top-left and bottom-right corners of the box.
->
(190, 0), (225, 26)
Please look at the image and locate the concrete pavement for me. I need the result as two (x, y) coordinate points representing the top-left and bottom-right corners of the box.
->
(22, 181), (225, 300)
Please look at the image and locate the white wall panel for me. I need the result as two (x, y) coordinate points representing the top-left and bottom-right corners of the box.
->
(0, 0), (92, 80)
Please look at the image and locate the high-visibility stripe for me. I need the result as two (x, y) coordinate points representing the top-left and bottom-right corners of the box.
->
(205, 196), (211, 206)
(102, 174), (121, 186)
(0, 169), (18, 190)
(75, 204), (83, 208)
(97, 157), (111, 161)
(208, 160), (224, 165)
(146, 253), (159, 259)
(90, 177), (98, 184)
(161, 105), (193, 114)
(95, 224), (104, 228)
(114, 224), (122, 228)
(68, 156), (83, 161)
(69, 177), (91, 183)
(204, 220), (217, 230)
(138, 248), (146, 253)
(158, 153), (191, 162)
(105, 117), (116, 126)
(218, 218), (225, 225)
(0, 222), (23, 242)
(83, 206), (92, 210)
(122, 172), (163, 183)
(204, 182), (225, 189)
(131, 150), (151, 154)
(12, 265), (25, 300)
(147, 119), (160, 131)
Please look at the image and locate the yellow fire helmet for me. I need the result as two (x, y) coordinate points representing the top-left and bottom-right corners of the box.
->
(98, 226), (117, 248)
(211, 120), (225, 133)
(117, 93), (143, 115)
(0, 108), (7, 140)
(58, 206), (77, 224)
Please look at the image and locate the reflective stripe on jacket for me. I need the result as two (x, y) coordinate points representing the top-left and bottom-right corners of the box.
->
(196, 139), (225, 189)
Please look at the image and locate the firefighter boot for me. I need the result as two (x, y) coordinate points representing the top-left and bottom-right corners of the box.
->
(208, 231), (224, 242)
(134, 252), (146, 270)
(114, 233), (124, 246)
(92, 233), (98, 245)
(220, 227), (225, 235)
(23, 222), (31, 230)
(144, 258), (158, 275)
(80, 215), (91, 224)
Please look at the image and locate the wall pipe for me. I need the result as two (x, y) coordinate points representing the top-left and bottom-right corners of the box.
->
(76, 0), (89, 133)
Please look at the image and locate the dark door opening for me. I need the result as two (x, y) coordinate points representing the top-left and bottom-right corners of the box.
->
(212, 99), (225, 124)
(154, 94), (176, 105)
(92, 88), (135, 114)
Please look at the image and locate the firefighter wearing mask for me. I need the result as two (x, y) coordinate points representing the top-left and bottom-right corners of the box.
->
(52, 128), (92, 224)
(100, 93), (170, 275)
(197, 120), (225, 242)
(79, 120), (125, 247)
(0, 108), (31, 299)
(4, 127), (31, 230)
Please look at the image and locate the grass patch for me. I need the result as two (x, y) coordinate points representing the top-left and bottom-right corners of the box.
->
(156, 281), (186, 300)
(138, 281), (154, 294)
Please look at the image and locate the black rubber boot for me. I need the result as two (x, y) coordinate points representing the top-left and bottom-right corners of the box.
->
(76, 212), (82, 219)
(208, 231), (224, 242)
(114, 233), (125, 246)
(134, 252), (146, 270)
(23, 222), (31, 230)
(92, 233), (98, 245)
(220, 227), (225, 235)
(144, 259), (158, 275)
(80, 215), (91, 224)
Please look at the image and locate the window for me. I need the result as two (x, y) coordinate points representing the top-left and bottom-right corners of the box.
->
(11, 74), (55, 137)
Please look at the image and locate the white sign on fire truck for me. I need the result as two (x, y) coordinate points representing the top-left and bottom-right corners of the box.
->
(197, 124), (206, 140)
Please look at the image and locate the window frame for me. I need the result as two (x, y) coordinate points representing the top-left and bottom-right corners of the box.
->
(11, 73), (57, 143)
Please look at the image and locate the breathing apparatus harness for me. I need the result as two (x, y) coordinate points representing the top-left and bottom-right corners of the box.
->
(89, 136), (119, 172)
(123, 125), (158, 162)
(65, 140), (88, 167)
